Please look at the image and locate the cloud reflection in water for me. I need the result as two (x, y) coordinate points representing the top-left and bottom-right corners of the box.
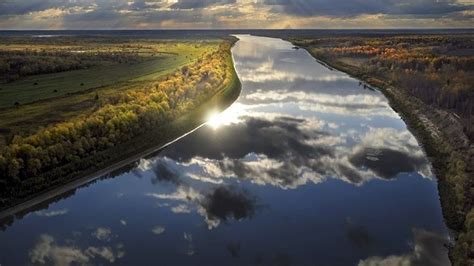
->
(135, 35), (435, 233)
(358, 229), (450, 266)
(2, 34), (448, 266)
(29, 229), (125, 266)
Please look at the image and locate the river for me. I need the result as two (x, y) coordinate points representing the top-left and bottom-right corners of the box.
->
(0, 35), (450, 266)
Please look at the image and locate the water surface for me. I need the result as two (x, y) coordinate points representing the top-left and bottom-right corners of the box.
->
(0, 35), (450, 266)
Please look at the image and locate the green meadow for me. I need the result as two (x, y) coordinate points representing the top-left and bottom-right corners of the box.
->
(0, 42), (218, 108)
(0, 39), (220, 146)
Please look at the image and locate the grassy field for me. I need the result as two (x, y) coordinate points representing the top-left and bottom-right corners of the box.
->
(0, 39), (220, 146)
(0, 42), (218, 108)
(0, 36), (241, 213)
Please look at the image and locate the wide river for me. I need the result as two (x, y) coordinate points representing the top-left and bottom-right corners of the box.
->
(0, 35), (450, 266)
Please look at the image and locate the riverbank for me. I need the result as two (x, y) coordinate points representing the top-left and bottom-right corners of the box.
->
(0, 72), (241, 220)
(295, 44), (473, 265)
(0, 40), (242, 216)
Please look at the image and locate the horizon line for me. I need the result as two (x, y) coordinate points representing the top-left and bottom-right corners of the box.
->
(0, 27), (473, 31)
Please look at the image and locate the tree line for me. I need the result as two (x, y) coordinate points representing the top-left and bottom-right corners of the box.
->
(0, 50), (144, 82)
(293, 34), (474, 265)
(0, 41), (234, 188)
(322, 35), (474, 141)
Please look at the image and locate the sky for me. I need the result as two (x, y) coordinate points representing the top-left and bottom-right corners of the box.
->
(0, 0), (473, 29)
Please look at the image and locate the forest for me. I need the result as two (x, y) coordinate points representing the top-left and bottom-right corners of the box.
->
(0, 38), (214, 109)
(291, 34), (474, 265)
(294, 35), (474, 140)
(0, 36), (240, 212)
(0, 50), (143, 82)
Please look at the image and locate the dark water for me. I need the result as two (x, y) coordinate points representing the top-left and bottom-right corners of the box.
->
(0, 35), (450, 266)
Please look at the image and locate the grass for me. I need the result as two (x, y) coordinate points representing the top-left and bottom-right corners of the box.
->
(0, 40), (220, 146)
(0, 41), (242, 212)
(0, 42), (218, 108)
(0, 57), (165, 107)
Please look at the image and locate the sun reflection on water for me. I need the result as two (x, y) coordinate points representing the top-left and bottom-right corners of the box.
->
(206, 103), (247, 129)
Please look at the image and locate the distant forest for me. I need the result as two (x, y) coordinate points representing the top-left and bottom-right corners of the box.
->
(295, 35), (474, 141)
(0, 50), (143, 83)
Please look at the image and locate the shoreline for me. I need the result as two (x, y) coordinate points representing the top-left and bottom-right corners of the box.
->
(0, 50), (242, 219)
(0, 121), (204, 220)
(295, 44), (472, 263)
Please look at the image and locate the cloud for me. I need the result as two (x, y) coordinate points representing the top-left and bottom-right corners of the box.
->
(135, 35), (433, 222)
(92, 227), (114, 242)
(200, 186), (258, 222)
(0, 0), (471, 28)
(35, 209), (69, 217)
(152, 225), (166, 235)
(171, 0), (236, 10)
(146, 184), (260, 229)
(358, 228), (450, 266)
(134, 34), (437, 234)
(85, 246), (124, 263)
(244, 91), (396, 118)
(265, 0), (473, 18)
(29, 234), (89, 266)
(151, 112), (431, 189)
(171, 204), (192, 213)
(151, 158), (183, 185)
(0, 0), (62, 16)
(349, 147), (428, 180)
(161, 115), (333, 163)
(183, 232), (195, 255)
(139, 115), (430, 227)
(29, 234), (125, 266)
(146, 186), (203, 201)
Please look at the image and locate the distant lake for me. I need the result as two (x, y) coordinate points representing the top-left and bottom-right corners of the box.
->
(0, 35), (450, 266)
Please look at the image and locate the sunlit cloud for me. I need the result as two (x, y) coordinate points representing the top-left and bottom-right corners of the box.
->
(29, 233), (125, 265)
(171, 204), (192, 213)
(92, 227), (114, 242)
(85, 246), (124, 263)
(206, 103), (248, 129)
(29, 234), (89, 266)
(137, 116), (432, 229)
(183, 232), (195, 255)
(139, 108), (433, 188)
(152, 225), (166, 234)
(0, 0), (472, 29)
(358, 228), (450, 266)
(35, 209), (69, 217)
(146, 186), (203, 201)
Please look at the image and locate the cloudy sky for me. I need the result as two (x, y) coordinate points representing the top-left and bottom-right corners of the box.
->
(0, 0), (473, 29)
